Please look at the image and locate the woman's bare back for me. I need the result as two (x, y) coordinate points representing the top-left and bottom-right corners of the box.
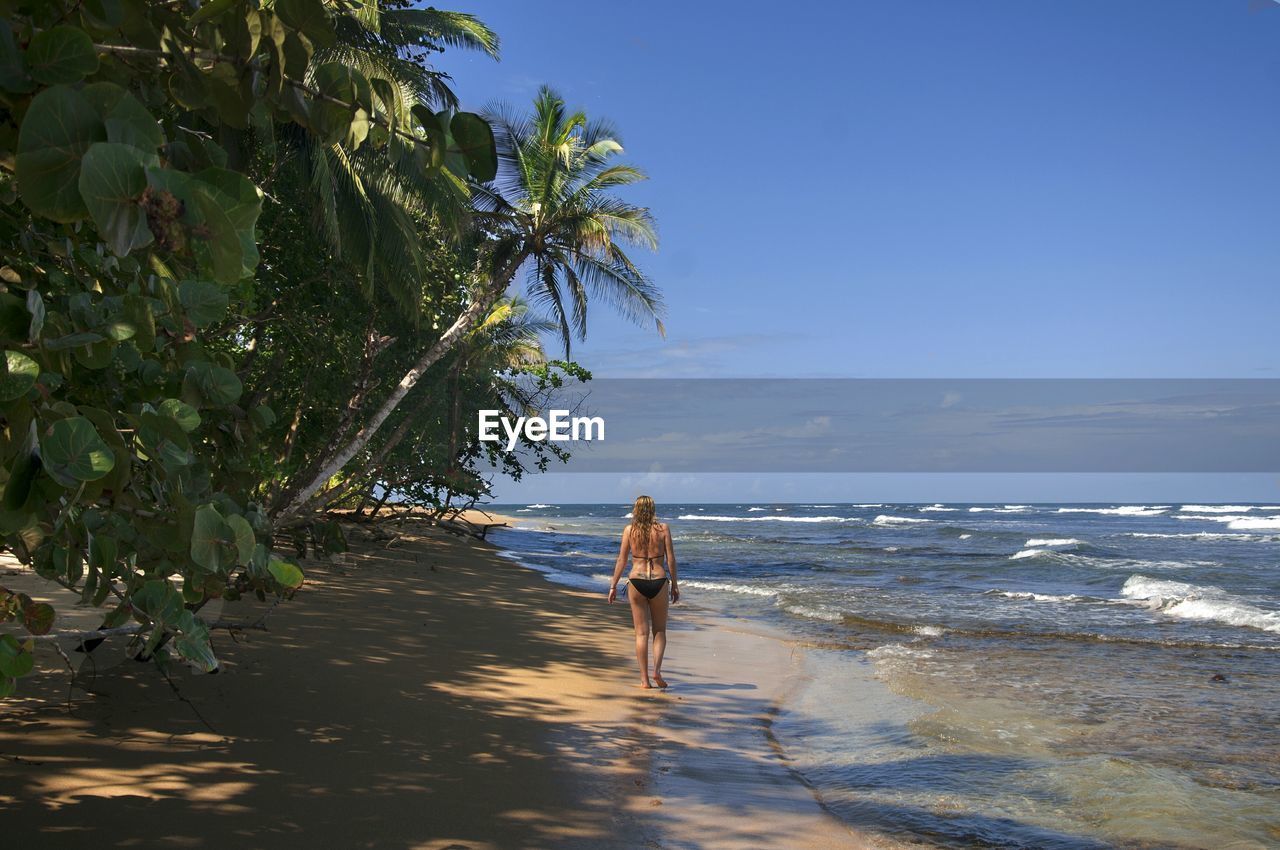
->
(628, 522), (668, 580)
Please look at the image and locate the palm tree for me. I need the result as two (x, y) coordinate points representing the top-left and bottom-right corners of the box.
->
(477, 86), (664, 353)
(329, 296), (555, 516)
(274, 86), (664, 521)
(277, 3), (500, 315)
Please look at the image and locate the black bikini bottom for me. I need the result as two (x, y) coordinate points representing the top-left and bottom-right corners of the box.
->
(629, 577), (668, 600)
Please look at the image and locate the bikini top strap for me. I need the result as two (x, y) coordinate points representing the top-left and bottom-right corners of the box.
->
(633, 522), (663, 577)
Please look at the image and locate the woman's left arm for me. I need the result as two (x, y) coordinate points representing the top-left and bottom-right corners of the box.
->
(665, 524), (679, 603)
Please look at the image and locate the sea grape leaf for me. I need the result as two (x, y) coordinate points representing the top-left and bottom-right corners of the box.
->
(40, 416), (115, 486)
(267, 556), (304, 590)
(311, 63), (372, 148)
(173, 615), (218, 672)
(449, 112), (497, 182)
(190, 504), (235, 573)
(225, 513), (254, 565)
(132, 579), (183, 624)
(82, 82), (164, 151)
(187, 0), (240, 27)
(248, 404), (276, 429)
(0, 350), (39, 401)
(0, 634), (33, 678)
(22, 602), (54, 636)
(15, 85), (106, 221)
(193, 169), (262, 272)
(79, 142), (156, 256)
(275, 0), (335, 47)
(181, 361), (242, 407)
(72, 337), (115, 370)
(25, 26), (99, 85)
(178, 279), (229, 327)
(158, 398), (201, 432)
(104, 321), (135, 341)
(146, 167), (262, 283)
(26, 290), (45, 342)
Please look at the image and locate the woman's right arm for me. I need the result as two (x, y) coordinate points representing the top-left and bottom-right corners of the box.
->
(665, 524), (679, 603)
(608, 525), (631, 604)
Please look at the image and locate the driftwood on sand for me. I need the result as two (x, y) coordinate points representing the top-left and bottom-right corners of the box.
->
(332, 507), (509, 542)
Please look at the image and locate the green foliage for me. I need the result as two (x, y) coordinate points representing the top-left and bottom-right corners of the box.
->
(0, 0), (497, 697)
(482, 87), (664, 355)
(0, 0), (655, 703)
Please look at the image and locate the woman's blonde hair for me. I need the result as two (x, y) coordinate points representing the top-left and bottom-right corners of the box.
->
(631, 495), (658, 551)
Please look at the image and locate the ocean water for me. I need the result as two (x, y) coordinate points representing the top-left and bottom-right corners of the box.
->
(487, 503), (1280, 849)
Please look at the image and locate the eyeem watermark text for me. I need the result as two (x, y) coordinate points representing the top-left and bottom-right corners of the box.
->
(478, 410), (605, 452)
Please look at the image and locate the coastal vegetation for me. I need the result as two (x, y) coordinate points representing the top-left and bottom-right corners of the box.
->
(0, 0), (662, 696)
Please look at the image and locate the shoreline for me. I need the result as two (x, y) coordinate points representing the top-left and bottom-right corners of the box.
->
(0, 515), (899, 849)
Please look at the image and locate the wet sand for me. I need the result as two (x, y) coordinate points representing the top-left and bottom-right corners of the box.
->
(0, 516), (899, 849)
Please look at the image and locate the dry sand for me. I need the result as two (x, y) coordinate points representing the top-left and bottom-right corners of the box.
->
(0, 515), (901, 849)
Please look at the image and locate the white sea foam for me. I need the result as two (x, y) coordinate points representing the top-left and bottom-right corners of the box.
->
(986, 589), (1090, 603)
(874, 515), (931, 526)
(805, 504), (838, 508)
(1055, 506), (1168, 516)
(851, 504), (883, 508)
(868, 642), (933, 661)
(913, 625), (945, 637)
(920, 504), (958, 512)
(680, 579), (779, 598)
(1025, 538), (1082, 547)
(1126, 531), (1280, 543)
(1121, 575), (1280, 634)
(1010, 550), (1216, 571)
(968, 506), (1031, 513)
(883, 546), (900, 552)
(1227, 517), (1280, 530)
(1179, 505), (1265, 513)
(1174, 514), (1280, 531)
(525, 503), (556, 509)
(747, 507), (767, 512)
(677, 514), (854, 523)
(958, 533), (972, 540)
(782, 603), (843, 622)
(1174, 514), (1253, 524)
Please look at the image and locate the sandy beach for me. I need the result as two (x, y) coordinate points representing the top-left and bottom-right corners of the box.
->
(0, 515), (897, 849)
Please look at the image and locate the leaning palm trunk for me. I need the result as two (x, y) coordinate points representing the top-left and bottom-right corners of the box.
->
(275, 86), (663, 524)
(272, 249), (529, 523)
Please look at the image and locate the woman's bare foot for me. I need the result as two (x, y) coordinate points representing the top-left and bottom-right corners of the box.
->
(638, 680), (652, 689)
(653, 673), (668, 689)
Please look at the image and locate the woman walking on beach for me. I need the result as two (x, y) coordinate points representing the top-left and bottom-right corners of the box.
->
(608, 496), (680, 688)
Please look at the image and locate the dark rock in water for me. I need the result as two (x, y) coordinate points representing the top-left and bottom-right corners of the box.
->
(1210, 673), (1228, 683)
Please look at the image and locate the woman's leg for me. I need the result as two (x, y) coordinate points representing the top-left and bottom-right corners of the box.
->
(628, 584), (652, 687)
(648, 588), (670, 687)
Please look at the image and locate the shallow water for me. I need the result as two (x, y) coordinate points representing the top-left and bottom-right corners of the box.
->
(489, 502), (1280, 849)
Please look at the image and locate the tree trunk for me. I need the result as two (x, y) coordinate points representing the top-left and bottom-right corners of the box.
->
(271, 317), (391, 514)
(312, 380), (442, 511)
(446, 352), (467, 465)
(271, 250), (529, 524)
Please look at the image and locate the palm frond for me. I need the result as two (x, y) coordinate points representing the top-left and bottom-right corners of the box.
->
(382, 9), (500, 58)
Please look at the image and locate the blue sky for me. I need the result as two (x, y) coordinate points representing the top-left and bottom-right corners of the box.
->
(436, 1), (1280, 503)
